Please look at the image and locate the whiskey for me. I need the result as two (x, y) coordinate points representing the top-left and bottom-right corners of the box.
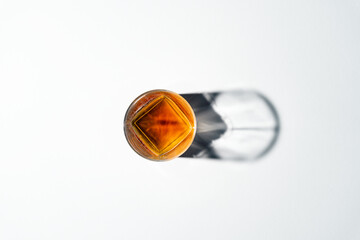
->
(124, 90), (196, 161)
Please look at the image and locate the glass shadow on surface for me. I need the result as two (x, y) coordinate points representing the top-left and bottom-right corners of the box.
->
(180, 90), (280, 161)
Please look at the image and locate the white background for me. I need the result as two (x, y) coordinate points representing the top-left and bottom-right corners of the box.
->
(1, 0), (360, 239)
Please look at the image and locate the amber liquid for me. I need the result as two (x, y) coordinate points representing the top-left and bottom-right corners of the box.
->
(124, 90), (196, 161)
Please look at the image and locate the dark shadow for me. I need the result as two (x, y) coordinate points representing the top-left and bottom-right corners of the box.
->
(180, 90), (280, 161)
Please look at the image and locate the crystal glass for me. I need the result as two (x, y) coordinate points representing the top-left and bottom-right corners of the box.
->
(124, 90), (196, 161)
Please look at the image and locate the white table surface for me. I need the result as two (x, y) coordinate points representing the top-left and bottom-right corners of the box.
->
(1, 0), (360, 239)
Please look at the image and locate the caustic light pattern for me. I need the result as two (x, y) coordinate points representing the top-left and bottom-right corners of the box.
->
(124, 90), (196, 161)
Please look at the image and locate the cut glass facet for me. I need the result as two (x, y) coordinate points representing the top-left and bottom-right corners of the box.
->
(132, 96), (192, 155)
